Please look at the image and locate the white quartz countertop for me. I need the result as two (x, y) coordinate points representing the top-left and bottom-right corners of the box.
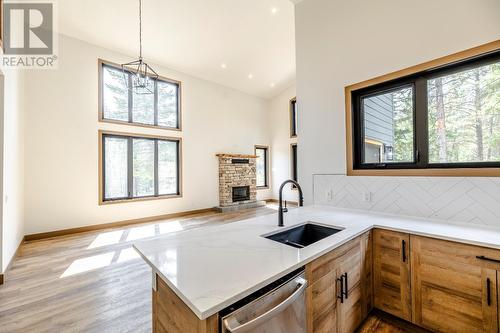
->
(133, 206), (500, 320)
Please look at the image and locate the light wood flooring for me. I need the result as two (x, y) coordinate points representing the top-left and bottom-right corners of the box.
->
(0, 206), (423, 333)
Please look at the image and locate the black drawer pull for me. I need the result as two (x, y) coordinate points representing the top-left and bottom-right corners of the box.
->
(337, 276), (344, 303)
(486, 278), (491, 306)
(476, 255), (500, 264)
(342, 273), (348, 299)
(402, 240), (407, 262)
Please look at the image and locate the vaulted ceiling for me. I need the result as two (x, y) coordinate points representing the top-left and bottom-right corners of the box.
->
(59, 0), (296, 99)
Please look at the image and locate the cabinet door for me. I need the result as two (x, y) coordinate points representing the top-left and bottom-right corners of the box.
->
(482, 269), (498, 333)
(497, 271), (500, 332)
(373, 229), (411, 321)
(306, 270), (338, 333)
(336, 238), (363, 333)
(411, 236), (498, 333)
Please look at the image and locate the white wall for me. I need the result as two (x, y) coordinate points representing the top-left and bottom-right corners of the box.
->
(268, 84), (298, 202)
(295, 0), (500, 221)
(23, 35), (272, 234)
(1, 66), (25, 272)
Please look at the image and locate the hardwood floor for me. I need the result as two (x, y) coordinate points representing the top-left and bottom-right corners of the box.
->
(357, 310), (431, 333)
(1, 205), (425, 333)
(0, 207), (276, 333)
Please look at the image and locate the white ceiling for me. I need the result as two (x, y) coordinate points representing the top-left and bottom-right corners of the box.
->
(58, 0), (296, 99)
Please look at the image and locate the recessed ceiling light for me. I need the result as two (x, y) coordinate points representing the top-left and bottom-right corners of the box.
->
(220, 63), (227, 69)
(271, 7), (278, 15)
(248, 74), (253, 79)
(270, 83), (275, 88)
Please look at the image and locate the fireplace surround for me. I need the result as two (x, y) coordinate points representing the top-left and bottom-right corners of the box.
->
(215, 153), (266, 212)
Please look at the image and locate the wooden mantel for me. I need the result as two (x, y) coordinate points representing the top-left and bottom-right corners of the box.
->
(215, 153), (257, 158)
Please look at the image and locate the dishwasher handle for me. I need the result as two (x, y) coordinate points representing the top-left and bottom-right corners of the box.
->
(223, 277), (308, 333)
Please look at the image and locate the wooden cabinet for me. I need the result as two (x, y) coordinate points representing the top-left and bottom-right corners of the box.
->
(373, 229), (411, 321)
(306, 232), (372, 333)
(498, 271), (500, 330)
(306, 270), (338, 333)
(411, 236), (499, 333)
(153, 276), (218, 333)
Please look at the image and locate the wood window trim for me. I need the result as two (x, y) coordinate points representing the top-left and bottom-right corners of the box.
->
(254, 145), (270, 189)
(98, 130), (183, 205)
(98, 59), (183, 131)
(345, 40), (500, 177)
(290, 97), (297, 138)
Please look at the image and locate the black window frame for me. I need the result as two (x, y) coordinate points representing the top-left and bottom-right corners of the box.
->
(99, 60), (182, 130)
(352, 50), (500, 171)
(101, 132), (181, 203)
(255, 146), (269, 189)
(291, 143), (298, 183)
(290, 97), (297, 137)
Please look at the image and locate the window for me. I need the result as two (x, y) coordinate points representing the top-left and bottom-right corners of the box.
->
(290, 97), (298, 137)
(100, 131), (181, 203)
(291, 144), (298, 183)
(99, 60), (181, 129)
(255, 146), (269, 188)
(348, 44), (500, 175)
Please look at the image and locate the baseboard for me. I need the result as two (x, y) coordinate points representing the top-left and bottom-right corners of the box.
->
(24, 207), (217, 242)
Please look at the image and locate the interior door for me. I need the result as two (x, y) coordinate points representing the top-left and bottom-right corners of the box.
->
(373, 229), (411, 321)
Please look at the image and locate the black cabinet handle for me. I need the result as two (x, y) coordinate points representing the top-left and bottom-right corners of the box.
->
(487, 278), (491, 306)
(476, 255), (500, 264)
(402, 240), (407, 263)
(337, 276), (344, 303)
(343, 273), (348, 299)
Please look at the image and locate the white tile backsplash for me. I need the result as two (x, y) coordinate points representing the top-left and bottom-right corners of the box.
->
(313, 174), (500, 227)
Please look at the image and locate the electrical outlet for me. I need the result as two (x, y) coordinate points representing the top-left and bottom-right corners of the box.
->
(362, 191), (372, 203)
(326, 189), (333, 201)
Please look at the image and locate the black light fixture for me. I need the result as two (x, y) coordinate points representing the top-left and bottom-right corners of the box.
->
(121, 0), (159, 94)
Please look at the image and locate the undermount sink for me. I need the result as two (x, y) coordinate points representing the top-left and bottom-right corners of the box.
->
(263, 222), (343, 248)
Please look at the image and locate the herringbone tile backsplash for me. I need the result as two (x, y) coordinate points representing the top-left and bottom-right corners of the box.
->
(313, 175), (500, 227)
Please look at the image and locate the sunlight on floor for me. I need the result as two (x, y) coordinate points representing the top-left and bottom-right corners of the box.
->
(158, 220), (184, 234)
(87, 230), (124, 249)
(60, 252), (115, 278)
(126, 225), (156, 241)
(117, 247), (141, 263)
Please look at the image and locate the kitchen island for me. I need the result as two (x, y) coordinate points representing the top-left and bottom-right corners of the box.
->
(134, 206), (500, 333)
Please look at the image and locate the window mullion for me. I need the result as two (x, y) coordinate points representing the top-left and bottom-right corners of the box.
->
(415, 78), (429, 168)
(154, 80), (158, 126)
(128, 74), (133, 123)
(127, 137), (134, 198)
(154, 139), (159, 197)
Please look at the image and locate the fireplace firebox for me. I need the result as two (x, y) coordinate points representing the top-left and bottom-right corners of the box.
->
(232, 186), (250, 202)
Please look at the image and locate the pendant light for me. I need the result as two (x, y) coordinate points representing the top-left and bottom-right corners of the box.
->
(121, 0), (159, 94)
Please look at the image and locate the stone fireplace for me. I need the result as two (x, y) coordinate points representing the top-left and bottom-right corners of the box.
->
(216, 153), (266, 212)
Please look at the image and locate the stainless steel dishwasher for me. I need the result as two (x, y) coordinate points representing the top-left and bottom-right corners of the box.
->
(220, 269), (307, 333)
